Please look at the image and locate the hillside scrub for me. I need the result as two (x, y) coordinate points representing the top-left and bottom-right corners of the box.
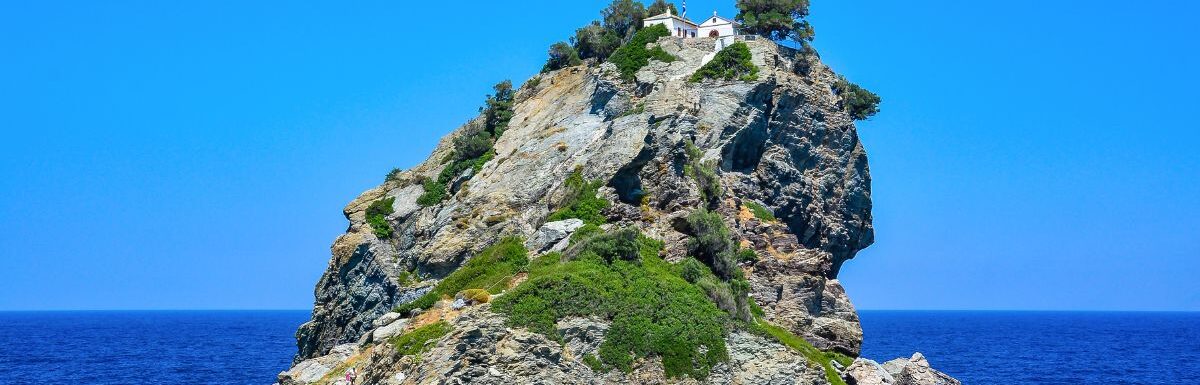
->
(547, 168), (610, 226)
(492, 228), (731, 379)
(366, 197), (395, 238)
(685, 208), (753, 321)
(744, 201), (776, 221)
(750, 317), (854, 385)
(833, 76), (881, 120)
(608, 24), (677, 81)
(390, 321), (452, 358)
(544, 41), (583, 73)
(393, 237), (528, 315)
(683, 141), (721, 209)
(417, 81), (514, 206)
(690, 42), (759, 83)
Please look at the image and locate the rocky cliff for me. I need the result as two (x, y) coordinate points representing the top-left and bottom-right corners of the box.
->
(277, 36), (959, 385)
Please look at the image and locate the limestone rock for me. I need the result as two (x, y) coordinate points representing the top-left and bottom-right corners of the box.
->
(527, 219), (585, 253)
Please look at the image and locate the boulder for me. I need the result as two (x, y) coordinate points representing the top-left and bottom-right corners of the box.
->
(526, 219), (585, 253)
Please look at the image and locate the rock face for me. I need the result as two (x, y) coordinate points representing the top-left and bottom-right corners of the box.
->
(281, 36), (957, 384)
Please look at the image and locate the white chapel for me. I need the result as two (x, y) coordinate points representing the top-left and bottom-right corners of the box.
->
(643, 3), (741, 39)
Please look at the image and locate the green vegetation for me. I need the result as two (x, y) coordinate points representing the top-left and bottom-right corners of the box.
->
(683, 208), (752, 321)
(385, 168), (402, 183)
(492, 228), (730, 379)
(417, 81), (515, 206)
(683, 141), (721, 209)
(547, 168), (610, 226)
(544, 41), (583, 73)
(393, 237), (529, 315)
(390, 321), (452, 357)
(601, 0), (647, 38)
(572, 21), (623, 61)
(735, 0), (815, 47)
(608, 24), (677, 81)
(833, 76), (881, 120)
(583, 353), (605, 372)
(690, 42), (759, 83)
(744, 201), (776, 221)
(737, 248), (760, 264)
(750, 318), (854, 385)
(366, 197), (395, 238)
(647, 0), (677, 16)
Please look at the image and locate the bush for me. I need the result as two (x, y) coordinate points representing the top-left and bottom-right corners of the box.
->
(390, 321), (452, 357)
(416, 180), (448, 207)
(683, 208), (752, 321)
(833, 76), (881, 120)
(544, 41), (583, 73)
(744, 201), (776, 221)
(548, 168), (610, 226)
(492, 228), (729, 379)
(737, 248), (760, 264)
(366, 197), (395, 238)
(683, 142), (721, 209)
(690, 42), (759, 83)
(565, 226), (643, 263)
(393, 237), (528, 315)
(385, 168), (402, 183)
(608, 24), (677, 81)
(677, 257), (707, 283)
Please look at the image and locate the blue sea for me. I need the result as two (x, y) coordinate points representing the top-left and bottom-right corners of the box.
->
(0, 311), (1196, 384)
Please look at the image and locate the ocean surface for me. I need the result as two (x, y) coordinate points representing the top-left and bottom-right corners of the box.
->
(0, 311), (1196, 384)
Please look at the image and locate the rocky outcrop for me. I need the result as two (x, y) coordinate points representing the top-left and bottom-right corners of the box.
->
(843, 354), (960, 385)
(282, 35), (955, 384)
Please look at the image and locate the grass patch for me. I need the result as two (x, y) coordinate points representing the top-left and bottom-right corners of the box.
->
(750, 318), (854, 385)
(608, 24), (677, 81)
(744, 201), (776, 222)
(690, 42), (758, 83)
(366, 197), (395, 238)
(390, 321), (452, 357)
(393, 237), (529, 315)
(547, 168), (610, 226)
(492, 228), (730, 380)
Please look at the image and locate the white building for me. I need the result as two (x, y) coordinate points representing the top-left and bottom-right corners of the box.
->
(644, 9), (697, 38)
(643, 9), (739, 39)
(697, 12), (740, 38)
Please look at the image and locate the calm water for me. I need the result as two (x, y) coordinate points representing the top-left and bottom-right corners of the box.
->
(859, 311), (1200, 385)
(0, 311), (1196, 384)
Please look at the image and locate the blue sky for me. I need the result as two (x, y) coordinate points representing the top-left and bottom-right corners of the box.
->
(0, 1), (1196, 311)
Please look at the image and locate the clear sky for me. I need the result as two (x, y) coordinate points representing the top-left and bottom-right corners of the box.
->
(0, 1), (1196, 311)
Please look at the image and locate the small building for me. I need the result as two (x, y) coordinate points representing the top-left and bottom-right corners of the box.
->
(644, 9), (698, 38)
(697, 12), (740, 38)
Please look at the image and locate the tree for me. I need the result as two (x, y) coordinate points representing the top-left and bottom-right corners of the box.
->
(543, 41), (582, 73)
(602, 0), (647, 38)
(833, 76), (881, 120)
(647, 0), (678, 16)
(735, 0), (815, 45)
(572, 21), (623, 60)
(483, 80), (514, 136)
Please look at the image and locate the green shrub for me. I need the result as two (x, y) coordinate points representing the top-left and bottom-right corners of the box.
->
(683, 142), (721, 208)
(565, 226), (643, 262)
(393, 237), (528, 315)
(677, 257), (707, 283)
(744, 201), (776, 221)
(572, 21), (623, 61)
(416, 180), (448, 207)
(583, 353), (606, 372)
(737, 248), (760, 264)
(833, 76), (881, 120)
(390, 321), (452, 357)
(366, 197), (395, 238)
(690, 42), (759, 83)
(548, 168), (610, 226)
(685, 208), (738, 280)
(608, 24), (677, 81)
(385, 168), (402, 183)
(544, 41), (583, 73)
(493, 228), (729, 379)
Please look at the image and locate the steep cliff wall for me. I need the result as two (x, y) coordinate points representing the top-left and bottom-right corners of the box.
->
(280, 37), (957, 385)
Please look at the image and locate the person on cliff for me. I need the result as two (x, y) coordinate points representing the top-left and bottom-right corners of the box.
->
(344, 366), (357, 383)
